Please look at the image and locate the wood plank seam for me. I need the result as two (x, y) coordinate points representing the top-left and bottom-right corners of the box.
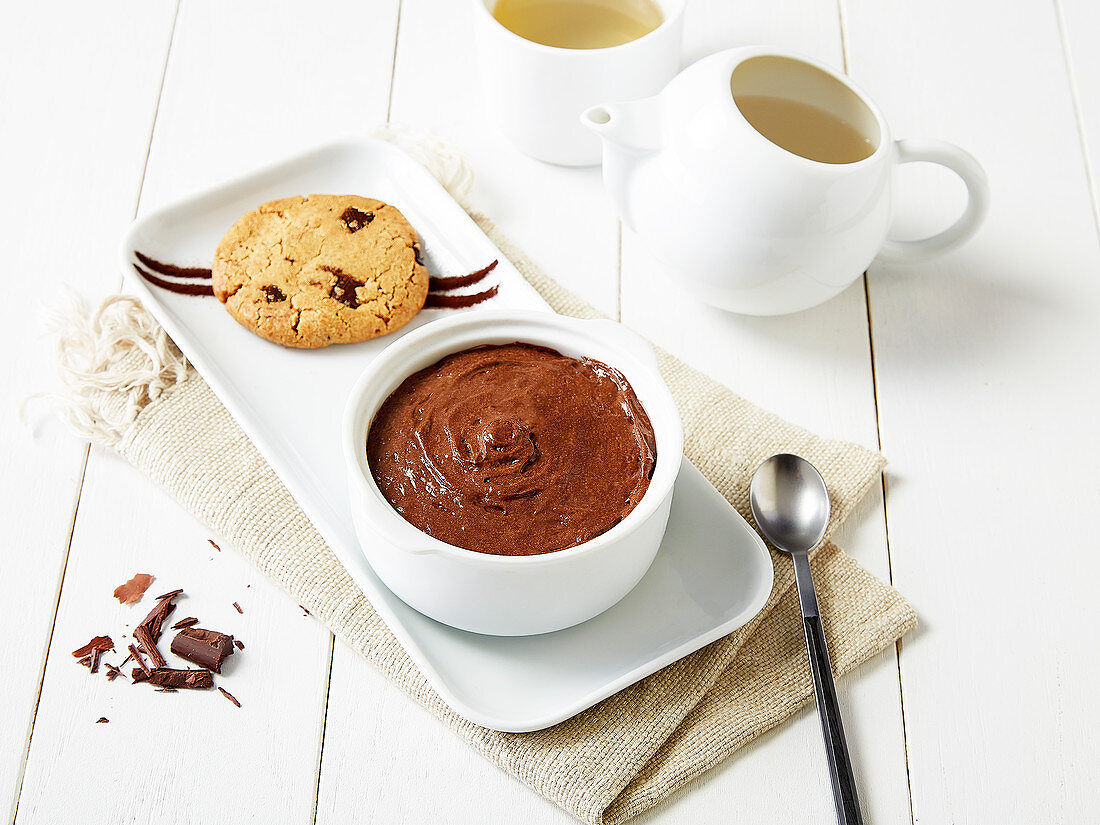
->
(385, 0), (405, 124)
(312, 2), (404, 817)
(838, 0), (916, 819)
(7, 449), (89, 825)
(9, 4), (181, 820)
(310, 636), (337, 825)
(1052, 0), (1100, 242)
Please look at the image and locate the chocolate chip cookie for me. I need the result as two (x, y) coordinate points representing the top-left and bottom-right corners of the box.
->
(212, 194), (428, 348)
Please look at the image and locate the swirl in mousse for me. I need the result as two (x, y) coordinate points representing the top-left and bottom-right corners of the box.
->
(366, 342), (657, 555)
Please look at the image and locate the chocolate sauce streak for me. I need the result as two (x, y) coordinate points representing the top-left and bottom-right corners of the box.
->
(134, 251), (212, 280)
(425, 284), (499, 309)
(429, 259), (498, 292)
(134, 264), (215, 296)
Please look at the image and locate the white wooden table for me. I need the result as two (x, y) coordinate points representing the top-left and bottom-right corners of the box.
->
(3, 0), (1098, 822)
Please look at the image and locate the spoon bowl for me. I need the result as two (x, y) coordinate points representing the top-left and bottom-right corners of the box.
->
(749, 453), (830, 554)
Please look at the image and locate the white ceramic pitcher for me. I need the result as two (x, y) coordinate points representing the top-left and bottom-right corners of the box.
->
(582, 47), (989, 315)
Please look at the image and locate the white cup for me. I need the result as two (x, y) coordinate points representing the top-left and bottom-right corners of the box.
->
(471, 0), (685, 166)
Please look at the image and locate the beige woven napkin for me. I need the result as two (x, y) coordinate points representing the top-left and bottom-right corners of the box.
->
(48, 143), (915, 824)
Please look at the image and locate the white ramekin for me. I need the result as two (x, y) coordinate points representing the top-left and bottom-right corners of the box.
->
(341, 310), (683, 636)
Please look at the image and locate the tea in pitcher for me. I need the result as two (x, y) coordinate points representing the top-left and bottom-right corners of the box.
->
(734, 94), (876, 164)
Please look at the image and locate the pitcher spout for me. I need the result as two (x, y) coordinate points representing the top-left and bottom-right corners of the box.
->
(581, 97), (663, 230)
(581, 97), (663, 154)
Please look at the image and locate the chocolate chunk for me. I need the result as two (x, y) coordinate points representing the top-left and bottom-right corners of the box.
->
(218, 687), (242, 708)
(172, 617), (199, 630)
(232, 602), (243, 614)
(261, 285), (286, 303)
(170, 627), (236, 673)
(113, 574), (155, 605)
(340, 206), (374, 233)
(233, 640), (245, 651)
(95, 717), (109, 724)
(320, 266), (365, 309)
(131, 668), (213, 690)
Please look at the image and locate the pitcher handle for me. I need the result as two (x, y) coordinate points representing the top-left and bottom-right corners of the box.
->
(876, 138), (989, 264)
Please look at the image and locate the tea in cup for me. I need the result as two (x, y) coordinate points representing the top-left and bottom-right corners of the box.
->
(471, 0), (685, 166)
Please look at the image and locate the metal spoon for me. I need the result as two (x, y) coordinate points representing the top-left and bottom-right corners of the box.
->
(750, 454), (864, 825)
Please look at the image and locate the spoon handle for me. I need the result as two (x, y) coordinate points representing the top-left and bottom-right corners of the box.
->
(792, 552), (864, 825)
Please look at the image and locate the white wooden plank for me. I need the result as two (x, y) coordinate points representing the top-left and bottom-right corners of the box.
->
(385, 0), (620, 317)
(1059, 0), (1100, 231)
(0, 1), (176, 819)
(619, 0), (911, 822)
(316, 0), (624, 822)
(845, 0), (1100, 821)
(15, 1), (401, 822)
(14, 450), (333, 825)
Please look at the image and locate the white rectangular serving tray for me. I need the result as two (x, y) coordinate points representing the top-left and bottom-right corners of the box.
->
(119, 138), (773, 732)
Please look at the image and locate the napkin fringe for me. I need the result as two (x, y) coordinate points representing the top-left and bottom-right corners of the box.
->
(30, 289), (188, 446)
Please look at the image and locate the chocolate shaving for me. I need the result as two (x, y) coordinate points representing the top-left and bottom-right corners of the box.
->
(172, 617), (199, 630)
(298, 605), (311, 616)
(73, 636), (114, 673)
(134, 251), (212, 280)
(134, 626), (166, 669)
(113, 573), (155, 605)
(170, 627), (236, 673)
(155, 688), (178, 693)
(134, 264), (216, 296)
(73, 636), (113, 659)
(154, 589), (184, 601)
(232, 602), (243, 614)
(131, 668), (213, 690)
(136, 592), (179, 645)
(128, 644), (152, 677)
(104, 663), (123, 682)
(428, 260), (498, 292)
(425, 284), (499, 309)
(233, 640), (245, 651)
(118, 652), (133, 669)
(208, 540), (220, 551)
(218, 687), (242, 708)
(95, 717), (109, 724)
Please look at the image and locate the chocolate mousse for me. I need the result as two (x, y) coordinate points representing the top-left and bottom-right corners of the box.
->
(366, 343), (657, 555)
